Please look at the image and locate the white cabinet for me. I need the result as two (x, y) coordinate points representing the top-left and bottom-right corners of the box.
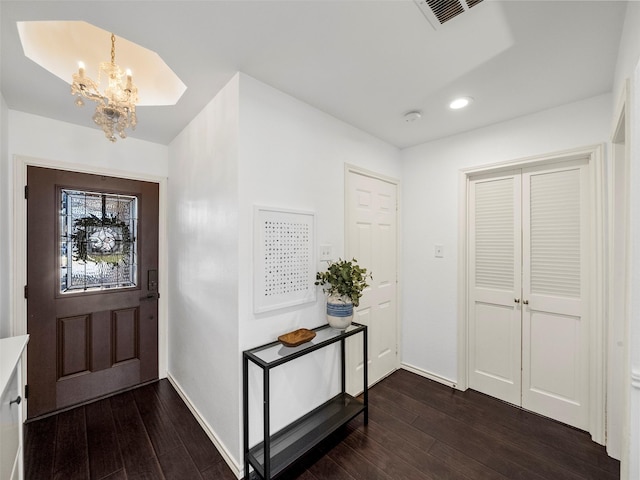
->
(1, 335), (29, 480)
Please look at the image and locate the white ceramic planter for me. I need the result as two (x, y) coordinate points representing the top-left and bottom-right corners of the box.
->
(326, 295), (354, 330)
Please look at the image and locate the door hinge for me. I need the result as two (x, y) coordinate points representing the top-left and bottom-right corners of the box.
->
(24, 384), (29, 399)
(24, 285), (28, 299)
(24, 185), (28, 199)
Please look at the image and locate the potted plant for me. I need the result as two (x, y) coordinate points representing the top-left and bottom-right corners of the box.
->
(315, 258), (372, 330)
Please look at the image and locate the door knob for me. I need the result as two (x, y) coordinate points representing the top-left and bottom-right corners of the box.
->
(523, 300), (529, 305)
(10, 396), (21, 407)
(514, 298), (520, 303)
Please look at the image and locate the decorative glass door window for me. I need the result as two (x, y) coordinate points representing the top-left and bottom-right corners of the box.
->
(60, 189), (138, 293)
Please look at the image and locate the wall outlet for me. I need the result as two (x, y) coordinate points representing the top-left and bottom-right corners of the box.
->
(434, 244), (444, 258)
(320, 244), (333, 261)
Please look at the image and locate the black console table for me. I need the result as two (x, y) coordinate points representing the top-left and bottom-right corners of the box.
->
(242, 322), (368, 480)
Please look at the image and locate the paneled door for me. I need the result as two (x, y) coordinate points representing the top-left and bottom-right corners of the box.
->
(346, 169), (398, 394)
(468, 170), (522, 406)
(26, 167), (159, 418)
(520, 163), (590, 429)
(468, 160), (590, 430)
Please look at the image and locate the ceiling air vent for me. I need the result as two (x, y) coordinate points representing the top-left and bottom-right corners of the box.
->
(415, 0), (484, 29)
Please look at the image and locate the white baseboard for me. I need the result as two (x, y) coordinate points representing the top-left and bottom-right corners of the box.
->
(400, 363), (459, 390)
(166, 373), (242, 479)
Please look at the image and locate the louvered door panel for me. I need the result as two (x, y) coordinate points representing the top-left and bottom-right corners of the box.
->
(521, 161), (589, 430)
(468, 172), (522, 406)
(475, 178), (515, 290)
(529, 169), (581, 298)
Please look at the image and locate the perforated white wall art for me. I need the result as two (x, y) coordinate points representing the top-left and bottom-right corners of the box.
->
(254, 206), (316, 313)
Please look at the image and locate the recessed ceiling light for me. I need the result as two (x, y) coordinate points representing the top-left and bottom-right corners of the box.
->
(449, 97), (473, 110)
(404, 110), (422, 122)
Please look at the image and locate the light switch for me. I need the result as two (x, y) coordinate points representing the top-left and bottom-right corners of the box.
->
(434, 245), (444, 258)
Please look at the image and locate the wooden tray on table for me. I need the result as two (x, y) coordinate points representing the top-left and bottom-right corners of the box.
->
(278, 328), (316, 347)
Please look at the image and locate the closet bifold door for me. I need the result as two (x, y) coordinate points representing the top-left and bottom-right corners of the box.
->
(521, 161), (590, 430)
(468, 170), (522, 406)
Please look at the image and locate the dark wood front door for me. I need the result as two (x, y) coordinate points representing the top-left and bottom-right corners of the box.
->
(26, 166), (159, 419)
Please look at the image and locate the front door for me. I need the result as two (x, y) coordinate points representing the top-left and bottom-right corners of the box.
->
(26, 166), (159, 419)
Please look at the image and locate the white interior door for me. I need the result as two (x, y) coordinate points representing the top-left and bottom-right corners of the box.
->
(346, 170), (398, 394)
(521, 162), (590, 430)
(468, 161), (590, 430)
(468, 171), (522, 406)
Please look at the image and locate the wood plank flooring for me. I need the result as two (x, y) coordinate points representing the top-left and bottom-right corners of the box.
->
(24, 380), (235, 480)
(25, 369), (619, 480)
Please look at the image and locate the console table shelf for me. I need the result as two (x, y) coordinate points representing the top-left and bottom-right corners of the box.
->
(243, 323), (368, 480)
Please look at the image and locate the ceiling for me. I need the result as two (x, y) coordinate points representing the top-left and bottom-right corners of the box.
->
(0, 1), (628, 148)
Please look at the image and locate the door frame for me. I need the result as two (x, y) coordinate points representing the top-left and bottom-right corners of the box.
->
(344, 164), (402, 383)
(456, 144), (606, 444)
(11, 155), (168, 387)
(610, 79), (631, 469)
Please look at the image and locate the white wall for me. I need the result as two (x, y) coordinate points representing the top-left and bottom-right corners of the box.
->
(236, 73), (400, 456)
(613, 2), (640, 115)
(0, 94), (9, 338)
(167, 74), (241, 469)
(400, 93), (611, 383)
(611, 4), (640, 477)
(8, 111), (168, 177)
(0, 0), (6, 338)
(628, 59), (640, 480)
(237, 73), (401, 347)
(167, 72), (400, 475)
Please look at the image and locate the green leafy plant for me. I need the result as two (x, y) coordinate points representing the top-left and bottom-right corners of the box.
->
(315, 258), (372, 307)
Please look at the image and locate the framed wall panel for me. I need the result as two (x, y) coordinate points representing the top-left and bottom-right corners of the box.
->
(254, 206), (316, 313)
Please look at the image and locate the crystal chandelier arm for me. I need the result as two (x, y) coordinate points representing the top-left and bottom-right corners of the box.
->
(71, 70), (100, 96)
(71, 77), (105, 104)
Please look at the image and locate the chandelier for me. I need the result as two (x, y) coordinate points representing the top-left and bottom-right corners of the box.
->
(71, 33), (138, 142)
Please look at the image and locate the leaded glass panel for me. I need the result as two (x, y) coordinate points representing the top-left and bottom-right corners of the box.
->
(60, 189), (138, 293)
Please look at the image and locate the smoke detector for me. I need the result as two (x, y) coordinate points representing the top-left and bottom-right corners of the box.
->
(404, 110), (423, 123)
(414, 0), (484, 29)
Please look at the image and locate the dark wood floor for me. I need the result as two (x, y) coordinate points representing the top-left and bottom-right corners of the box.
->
(25, 369), (620, 480)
